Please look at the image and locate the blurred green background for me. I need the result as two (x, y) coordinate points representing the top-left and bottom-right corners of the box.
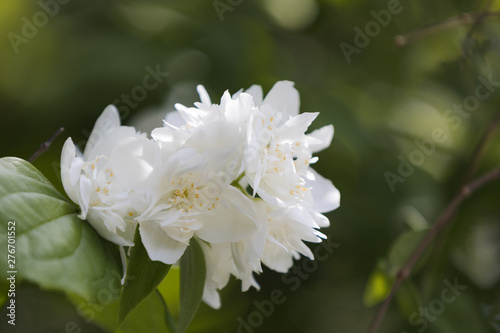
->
(1, 0), (500, 332)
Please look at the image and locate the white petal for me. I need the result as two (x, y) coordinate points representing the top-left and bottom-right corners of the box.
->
(202, 285), (221, 309)
(245, 84), (263, 105)
(77, 176), (92, 219)
(83, 105), (121, 160)
(305, 168), (340, 213)
(185, 121), (240, 153)
(139, 221), (188, 264)
(307, 125), (334, 153)
(109, 137), (159, 190)
(199, 242), (231, 309)
(277, 112), (318, 142)
(166, 226), (195, 243)
(174, 103), (187, 111)
(230, 200), (267, 276)
(85, 126), (139, 161)
(60, 138), (80, 204)
(224, 93), (254, 125)
(308, 208), (330, 228)
(162, 147), (206, 181)
(219, 90), (232, 106)
(231, 88), (243, 99)
(240, 272), (260, 292)
(164, 110), (186, 128)
(262, 81), (300, 116)
(86, 210), (135, 246)
(151, 126), (190, 147)
(196, 85), (211, 105)
(262, 242), (294, 273)
(196, 187), (258, 243)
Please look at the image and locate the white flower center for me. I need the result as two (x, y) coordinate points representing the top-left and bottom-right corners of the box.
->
(167, 173), (220, 215)
(81, 156), (136, 219)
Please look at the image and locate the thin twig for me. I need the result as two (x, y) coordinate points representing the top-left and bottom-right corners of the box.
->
(461, 0), (494, 57)
(367, 165), (500, 333)
(27, 127), (65, 163)
(394, 11), (500, 47)
(461, 110), (500, 184)
(368, 108), (500, 332)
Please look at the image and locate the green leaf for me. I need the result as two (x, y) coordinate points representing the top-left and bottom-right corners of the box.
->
(158, 289), (178, 333)
(177, 237), (206, 333)
(0, 284), (105, 333)
(0, 157), (121, 301)
(121, 290), (173, 333)
(70, 289), (172, 333)
(158, 265), (243, 333)
(401, 205), (429, 231)
(158, 266), (181, 317)
(157, 266), (181, 333)
(395, 280), (421, 318)
(363, 260), (392, 307)
(119, 226), (171, 325)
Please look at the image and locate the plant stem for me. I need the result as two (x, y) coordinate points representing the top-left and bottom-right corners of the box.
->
(367, 108), (500, 333)
(28, 127), (65, 163)
(367, 165), (500, 333)
(461, 109), (500, 184)
(394, 11), (500, 47)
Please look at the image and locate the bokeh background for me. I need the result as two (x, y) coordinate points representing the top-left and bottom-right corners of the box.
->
(1, 0), (500, 332)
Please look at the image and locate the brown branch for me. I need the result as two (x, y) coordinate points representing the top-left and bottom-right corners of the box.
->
(367, 165), (500, 333)
(28, 127), (65, 163)
(368, 108), (500, 333)
(460, 0), (494, 57)
(461, 110), (500, 184)
(394, 11), (500, 47)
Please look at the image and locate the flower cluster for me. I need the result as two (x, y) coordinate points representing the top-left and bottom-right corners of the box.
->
(61, 81), (340, 308)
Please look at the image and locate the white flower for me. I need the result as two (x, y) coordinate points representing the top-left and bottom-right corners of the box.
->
(61, 105), (147, 246)
(261, 203), (328, 273)
(200, 198), (267, 309)
(158, 81), (341, 307)
(242, 81), (339, 212)
(171, 85), (255, 130)
(136, 120), (262, 265)
(60, 80), (341, 310)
